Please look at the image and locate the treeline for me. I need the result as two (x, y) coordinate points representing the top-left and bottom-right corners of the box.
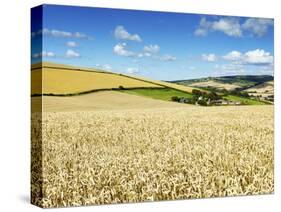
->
(203, 86), (250, 97)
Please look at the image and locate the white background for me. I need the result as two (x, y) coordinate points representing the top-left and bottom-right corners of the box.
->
(0, 0), (280, 211)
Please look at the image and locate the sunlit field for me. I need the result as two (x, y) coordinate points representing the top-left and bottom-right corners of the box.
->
(31, 105), (274, 208)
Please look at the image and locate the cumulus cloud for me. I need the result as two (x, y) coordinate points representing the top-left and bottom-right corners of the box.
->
(127, 67), (139, 74)
(66, 41), (78, 47)
(195, 17), (242, 37)
(143, 45), (160, 54)
(32, 51), (55, 58)
(222, 50), (243, 61)
(212, 18), (242, 37)
(114, 26), (142, 42)
(113, 43), (135, 57)
(65, 49), (80, 58)
(223, 49), (273, 65)
(194, 17), (272, 37)
(242, 18), (273, 37)
(244, 49), (273, 65)
(32, 28), (93, 39)
(202, 53), (217, 62)
(113, 43), (175, 61)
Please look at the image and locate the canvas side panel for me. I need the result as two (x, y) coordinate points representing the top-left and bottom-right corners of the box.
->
(31, 5), (44, 208)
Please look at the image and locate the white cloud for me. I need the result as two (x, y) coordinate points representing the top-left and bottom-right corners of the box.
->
(65, 49), (80, 58)
(222, 50), (242, 61)
(113, 43), (135, 57)
(194, 28), (208, 36)
(72, 32), (88, 39)
(242, 18), (273, 37)
(66, 41), (78, 47)
(160, 54), (176, 61)
(143, 45), (160, 54)
(113, 43), (175, 62)
(127, 67), (139, 74)
(223, 49), (273, 65)
(32, 51), (55, 58)
(244, 49), (273, 65)
(212, 18), (242, 37)
(114, 26), (142, 42)
(33, 28), (93, 39)
(49, 29), (72, 37)
(194, 17), (273, 37)
(195, 17), (242, 37)
(202, 53), (217, 62)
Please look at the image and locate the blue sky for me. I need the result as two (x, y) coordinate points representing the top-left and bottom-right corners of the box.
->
(31, 4), (274, 81)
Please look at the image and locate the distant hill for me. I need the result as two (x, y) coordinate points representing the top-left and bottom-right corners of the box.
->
(246, 80), (274, 98)
(172, 75), (274, 91)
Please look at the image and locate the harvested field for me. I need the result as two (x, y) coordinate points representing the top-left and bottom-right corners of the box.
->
(189, 80), (241, 91)
(31, 63), (197, 96)
(31, 68), (163, 95)
(31, 105), (274, 208)
(31, 91), (190, 112)
(246, 81), (274, 98)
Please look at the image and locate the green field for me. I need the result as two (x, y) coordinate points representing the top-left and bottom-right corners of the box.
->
(119, 88), (193, 101)
(224, 95), (268, 105)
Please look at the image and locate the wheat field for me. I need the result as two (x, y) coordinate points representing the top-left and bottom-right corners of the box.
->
(31, 105), (274, 208)
(31, 68), (163, 95)
(189, 80), (241, 91)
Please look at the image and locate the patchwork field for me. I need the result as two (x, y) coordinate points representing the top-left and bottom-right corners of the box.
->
(31, 105), (274, 208)
(188, 80), (241, 91)
(246, 81), (274, 98)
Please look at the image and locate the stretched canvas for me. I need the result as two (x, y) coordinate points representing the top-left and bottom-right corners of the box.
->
(31, 4), (274, 208)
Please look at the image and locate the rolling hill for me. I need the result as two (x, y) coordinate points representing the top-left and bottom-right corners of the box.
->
(31, 62), (196, 95)
(246, 80), (274, 98)
(172, 75), (274, 91)
(31, 63), (270, 108)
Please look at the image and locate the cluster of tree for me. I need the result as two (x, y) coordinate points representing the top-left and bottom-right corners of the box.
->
(192, 89), (222, 100)
(171, 89), (223, 106)
(228, 89), (250, 97)
(265, 95), (274, 102)
(203, 86), (250, 98)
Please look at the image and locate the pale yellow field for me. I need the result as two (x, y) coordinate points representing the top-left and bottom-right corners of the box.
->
(246, 81), (274, 97)
(31, 105), (274, 208)
(31, 62), (197, 95)
(31, 68), (163, 95)
(189, 80), (241, 91)
(31, 91), (190, 112)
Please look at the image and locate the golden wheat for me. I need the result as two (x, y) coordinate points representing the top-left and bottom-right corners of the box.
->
(31, 68), (162, 95)
(31, 62), (198, 95)
(31, 105), (274, 208)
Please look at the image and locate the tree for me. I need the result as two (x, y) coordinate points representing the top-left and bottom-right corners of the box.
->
(192, 89), (202, 96)
(171, 96), (179, 102)
(197, 99), (207, 106)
